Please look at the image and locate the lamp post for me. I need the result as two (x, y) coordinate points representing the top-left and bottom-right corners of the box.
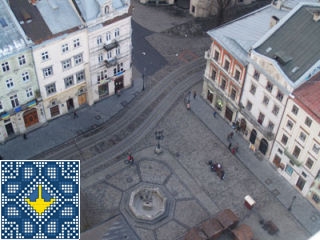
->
(154, 130), (164, 154)
(288, 195), (296, 211)
(142, 67), (146, 91)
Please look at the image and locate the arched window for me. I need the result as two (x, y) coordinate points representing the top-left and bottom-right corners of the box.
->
(104, 6), (109, 14)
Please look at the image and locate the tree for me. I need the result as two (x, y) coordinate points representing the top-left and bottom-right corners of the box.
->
(216, 0), (233, 25)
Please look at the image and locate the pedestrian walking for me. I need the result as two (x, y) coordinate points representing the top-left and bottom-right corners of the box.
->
(228, 143), (232, 150)
(227, 132), (234, 141)
(193, 90), (197, 99)
(231, 143), (239, 155)
(73, 110), (79, 119)
(213, 111), (217, 118)
(127, 152), (134, 165)
(23, 133), (27, 140)
(220, 170), (225, 180)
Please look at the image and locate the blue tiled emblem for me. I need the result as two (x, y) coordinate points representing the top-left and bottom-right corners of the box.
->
(0, 161), (79, 239)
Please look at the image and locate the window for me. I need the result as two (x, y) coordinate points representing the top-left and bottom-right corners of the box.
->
(6, 79), (14, 89)
(262, 96), (269, 106)
(285, 164), (293, 176)
(106, 32), (111, 41)
(2, 62), (10, 72)
(281, 134), (288, 145)
(246, 101), (252, 111)
(0, 101), (2, 111)
(10, 94), (19, 108)
(299, 132), (306, 142)
(296, 177), (305, 191)
(214, 51), (219, 61)
(97, 70), (108, 83)
(113, 63), (123, 75)
(98, 53), (104, 63)
(276, 91), (283, 102)
(43, 66), (53, 77)
(76, 70), (85, 83)
(18, 55), (26, 65)
(253, 70), (260, 80)
(305, 117), (312, 127)
(64, 76), (74, 88)
(116, 46), (121, 56)
(74, 54), (83, 65)
(104, 5), (109, 14)
(230, 88), (236, 101)
(286, 120), (293, 130)
(97, 35), (102, 45)
(114, 28), (120, 38)
(291, 105), (299, 115)
(250, 84), (256, 95)
(211, 69), (216, 80)
(107, 50), (112, 59)
(73, 38), (80, 48)
(312, 144), (320, 154)
(220, 79), (226, 90)
(272, 105), (279, 116)
(26, 87), (33, 98)
(312, 194), (320, 204)
(62, 59), (71, 70)
(22, 72), (30, 82)
(42, 51), (49, 61)
(62, 43), (69, 53)
(234, 69), (240, 81)
(292, 146), (301, 158)
(45, 83), (56, 95)
(266, 81), (273, 92)
(268, 121), (274, 131)
(306, 158), (314, 169)
(258, 113), (265, 125)
(224, 60), (230, 71)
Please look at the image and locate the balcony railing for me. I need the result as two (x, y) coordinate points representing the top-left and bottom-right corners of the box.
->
(103, 41), (119, 51)
(240, 108), (275, 141)
(105, 58), (117, 67)
(284, 148), (302, 167)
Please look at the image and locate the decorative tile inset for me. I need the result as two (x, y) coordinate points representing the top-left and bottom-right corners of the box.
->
(1, 161), (80, 239)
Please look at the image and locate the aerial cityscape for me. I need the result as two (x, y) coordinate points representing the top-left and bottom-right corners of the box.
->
(0, 0), (320, 239)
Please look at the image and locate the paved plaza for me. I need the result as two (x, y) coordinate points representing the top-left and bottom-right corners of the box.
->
(1, 1), (319, 239)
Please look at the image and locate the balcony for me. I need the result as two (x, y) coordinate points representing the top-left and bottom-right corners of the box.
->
(103, 41), (119, 51)
(105, 58), (117, 67)
(284, 149), (302, 167)
(240, 108), (275, 141)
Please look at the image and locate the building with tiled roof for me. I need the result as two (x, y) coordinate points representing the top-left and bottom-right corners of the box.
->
(0, 0), (46, 142)
(270, 71), (320, 210)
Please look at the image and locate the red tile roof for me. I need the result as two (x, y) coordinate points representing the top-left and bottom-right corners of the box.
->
(293, 71), (320, 123)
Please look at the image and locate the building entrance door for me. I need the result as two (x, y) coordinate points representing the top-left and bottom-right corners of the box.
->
(66, 98), (74, 111)
(5, 122), (14, 136)
(249, 129), (257, 144)
(114, 76), (124, 92)
(23, 108), (39, 128)
(225, 107), (233, 122)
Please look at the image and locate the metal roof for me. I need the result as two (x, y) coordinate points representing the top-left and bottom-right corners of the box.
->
(207, 4), (289, 66)
(9, 0), (82, 44)
(255, 3), (320, 83)
(0, 0), (29, 57)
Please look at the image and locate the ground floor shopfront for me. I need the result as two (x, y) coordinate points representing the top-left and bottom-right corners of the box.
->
(0, 101), (46, 142)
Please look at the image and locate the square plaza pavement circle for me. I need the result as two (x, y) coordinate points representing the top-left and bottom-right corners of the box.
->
(80, 147), (310, 240)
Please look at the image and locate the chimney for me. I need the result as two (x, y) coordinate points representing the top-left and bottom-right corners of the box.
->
(272, 0), (283, 10)
(29, 0), (37, 5)
(270, 15), (279, 28)
(313, 11), (320, 22)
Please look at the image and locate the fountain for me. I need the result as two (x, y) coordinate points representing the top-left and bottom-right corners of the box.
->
(129, 186), (166, 221)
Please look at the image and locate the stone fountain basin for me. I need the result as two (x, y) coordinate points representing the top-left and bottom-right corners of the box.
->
(129, 187), (166, 221)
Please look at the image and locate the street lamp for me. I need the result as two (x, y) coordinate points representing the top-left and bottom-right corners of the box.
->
(288, 195), (296, 211)
(142, 67), (146, 91)
(154, 130), (164, 154)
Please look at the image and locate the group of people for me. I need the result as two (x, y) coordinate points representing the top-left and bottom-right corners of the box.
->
(209, 161), (225, 180)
